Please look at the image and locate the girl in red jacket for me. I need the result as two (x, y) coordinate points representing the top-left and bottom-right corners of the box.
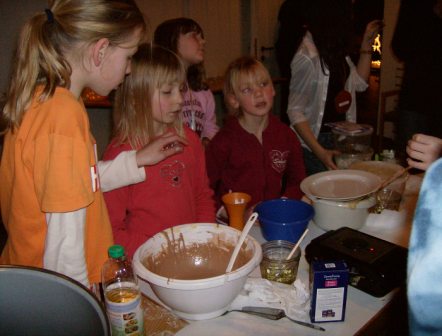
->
(103, 44), (216, 257)
(206, 56), (306, 210)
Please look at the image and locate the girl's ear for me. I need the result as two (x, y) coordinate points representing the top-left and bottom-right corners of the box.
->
(92, 38), (110, 67)
(226, 93), (240, 110)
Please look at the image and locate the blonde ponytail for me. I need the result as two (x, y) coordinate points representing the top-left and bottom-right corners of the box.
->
(2, 0), (145, 131)
(4, 13), (70, 130)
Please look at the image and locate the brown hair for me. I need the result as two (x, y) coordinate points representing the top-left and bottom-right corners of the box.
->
(223, 56), (273, 117)
(2, 0), (146, 131)
(113, 43), (186, 149)
(153, 17), (208, 91)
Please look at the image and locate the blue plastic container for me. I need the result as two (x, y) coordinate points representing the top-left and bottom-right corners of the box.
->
(255, 199), (314, 243)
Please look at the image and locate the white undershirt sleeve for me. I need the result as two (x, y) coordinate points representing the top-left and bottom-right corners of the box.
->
(43, 151), (145, 287)
(98, 150), (146, 192)
(44, 209), (89, 287)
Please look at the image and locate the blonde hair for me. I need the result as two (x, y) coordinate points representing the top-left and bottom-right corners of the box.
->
(113, 43), (186, 149)
(2, 0), (146, 131)
(223, 56), (273, 117)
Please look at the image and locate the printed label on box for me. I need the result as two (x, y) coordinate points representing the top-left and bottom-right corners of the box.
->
(314, 287), (345, 321)
(310, 260), (349, 323)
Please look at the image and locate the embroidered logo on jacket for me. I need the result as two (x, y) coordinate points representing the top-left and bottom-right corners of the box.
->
(270, 150), (289, 173)
(160, 161), (185, 187)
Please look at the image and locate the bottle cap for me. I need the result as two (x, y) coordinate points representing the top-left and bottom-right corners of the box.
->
(108, 245), (125, 258)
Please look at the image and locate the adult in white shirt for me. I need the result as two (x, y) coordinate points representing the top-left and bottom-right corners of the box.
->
(287, 0), (381, 175)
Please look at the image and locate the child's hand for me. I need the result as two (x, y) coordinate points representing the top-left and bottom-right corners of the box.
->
(406, 133), (442, 171)
(136, 132), (188, 167)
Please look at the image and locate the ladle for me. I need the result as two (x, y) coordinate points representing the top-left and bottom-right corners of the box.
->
(226, 212), (258, 273)
(286, 228), (309, 260)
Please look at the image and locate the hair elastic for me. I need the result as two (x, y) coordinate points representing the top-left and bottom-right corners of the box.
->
(45, 9), (54, 23)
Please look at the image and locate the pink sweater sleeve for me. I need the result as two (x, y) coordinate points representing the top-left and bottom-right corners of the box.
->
(200, 90), (219, 140)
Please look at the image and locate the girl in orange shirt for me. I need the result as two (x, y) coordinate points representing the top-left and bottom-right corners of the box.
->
(0, 0), (184, 289)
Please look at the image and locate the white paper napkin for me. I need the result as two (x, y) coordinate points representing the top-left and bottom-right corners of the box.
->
(229, 277), (310, 321)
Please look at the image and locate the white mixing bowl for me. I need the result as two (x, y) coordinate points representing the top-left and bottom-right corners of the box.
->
(133, 223), (262, 320)
(312, 196), (376, 231)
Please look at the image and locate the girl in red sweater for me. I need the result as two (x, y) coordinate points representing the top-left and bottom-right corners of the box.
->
(103, 44), (215, 257)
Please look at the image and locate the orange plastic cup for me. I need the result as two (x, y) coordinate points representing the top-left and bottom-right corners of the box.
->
(221, 192), (251, 230)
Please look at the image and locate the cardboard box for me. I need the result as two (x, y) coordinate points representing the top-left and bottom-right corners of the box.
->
(310, 260), (349, 323)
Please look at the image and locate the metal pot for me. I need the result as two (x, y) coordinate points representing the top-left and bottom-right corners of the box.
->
(0, 265), (110, 335)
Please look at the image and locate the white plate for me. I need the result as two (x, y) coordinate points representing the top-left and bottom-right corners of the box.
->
(301, 170), (382, 201)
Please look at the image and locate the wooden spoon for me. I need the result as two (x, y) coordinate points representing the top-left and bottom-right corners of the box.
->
(286, 228), (309, 260)
(378, 165), (412, 191)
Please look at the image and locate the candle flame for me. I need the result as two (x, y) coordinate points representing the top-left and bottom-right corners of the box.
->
(372, 34), (381, 54)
